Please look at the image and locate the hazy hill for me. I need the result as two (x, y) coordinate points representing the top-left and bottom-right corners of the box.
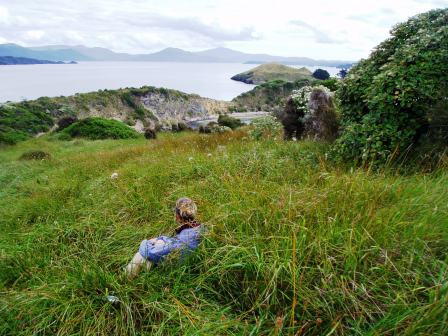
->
(0, 43), (90, 61)
(0, 43), (352, 66)
(31, 45), (133, 61)
(231, 63), (313, 84)
(135, 47), (213, 62)
(0, 56), (75, 65)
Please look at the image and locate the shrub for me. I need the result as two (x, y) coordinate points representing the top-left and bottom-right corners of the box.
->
(61, 117), (141, 140)
(217, 114), (243, 130)
(57, 116), (78, 131)
(144, 128), (157, 140)
(316, 78), (339, 92)
(198, 125), (211, 134)
(312, 69), (330, 80)
(250, 115), (282, 140)
(333, 8), (448, 165)
(19, 150), (51, 160)
(171, 122), (189, 132)
(306, 87), (339, 141)
(280, 85), (338, 141)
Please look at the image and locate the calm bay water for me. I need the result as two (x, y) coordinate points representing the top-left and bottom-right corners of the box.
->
(0, 62), (339, 102)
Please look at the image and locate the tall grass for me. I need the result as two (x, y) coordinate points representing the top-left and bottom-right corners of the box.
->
(0, 131), (447, 335)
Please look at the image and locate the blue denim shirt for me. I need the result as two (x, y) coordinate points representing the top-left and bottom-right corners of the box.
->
(139, 226), (202, 263)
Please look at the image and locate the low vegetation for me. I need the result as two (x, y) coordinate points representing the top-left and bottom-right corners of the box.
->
(0, 131), (447, 335)
(217, 114), (243, 130)
(60, 117), (141, 140)
(19, 150), (51, 161)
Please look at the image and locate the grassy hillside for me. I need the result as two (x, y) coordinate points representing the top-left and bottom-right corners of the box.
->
(0, 130), (447, 335)
(231, 63), (313, 85)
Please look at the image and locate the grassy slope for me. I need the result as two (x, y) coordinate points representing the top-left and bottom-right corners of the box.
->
(0, 131), (447, 335)
(231, 63), (313, 85)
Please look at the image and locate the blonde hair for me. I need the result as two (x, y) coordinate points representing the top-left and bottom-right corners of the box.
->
(175, 197), (197, 221)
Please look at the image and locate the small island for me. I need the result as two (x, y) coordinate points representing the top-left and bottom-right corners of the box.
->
(0, 56), (77, 65)
(231, 63), (313, 84)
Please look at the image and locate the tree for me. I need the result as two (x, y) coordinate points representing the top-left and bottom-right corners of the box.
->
(312, 68), (330, 80)
(337, 69), (348, 79)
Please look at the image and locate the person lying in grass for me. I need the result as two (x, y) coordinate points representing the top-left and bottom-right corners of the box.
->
(125, 197), (203, 278)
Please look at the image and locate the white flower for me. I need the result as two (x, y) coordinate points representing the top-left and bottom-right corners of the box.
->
(110, 172), (119, 179)
(188, 157), (194, 161)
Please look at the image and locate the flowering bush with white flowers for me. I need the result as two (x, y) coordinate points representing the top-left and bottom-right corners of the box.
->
(250, 115), (283, 140)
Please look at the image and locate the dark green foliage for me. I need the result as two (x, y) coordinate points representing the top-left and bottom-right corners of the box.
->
(61, 117), (141, 140)
(227, 105), (248, 113)
(144, 128), (157, 139)
(315, 78), (339, 92)
(19, 150), (51, 160)
(312, 68), (330, 80)
(177, 122), (189, 131)
(57, 116), (78, 131)
(333, 8), (448, 165)
(0, 101), (55, 144)
(337, 68), (348, 79)
(121, 92), (138, 109)
(121, 91), (154, 121)
(217, 114), (243, 130)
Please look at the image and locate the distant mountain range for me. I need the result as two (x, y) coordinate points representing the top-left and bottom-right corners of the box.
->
(0, 43), (352, 67)
(0, 56), (76, 65)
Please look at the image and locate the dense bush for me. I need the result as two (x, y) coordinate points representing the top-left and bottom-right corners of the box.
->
(279, 86), (338, 141)
(333, 9), (448, 164)
(250, 115), (282, 140)
(217, 114), (243, 130)
(144, 128), (157, 140)
(315, 78), (339, 92)
(0, 102), (55, 144)
(199, 121), (232, 134)
(19, 150), (51, 160)
(171, 122), (189, 132)
(57, 116), (78, 131)
(312, 68), (330, 80)
(61, 117), (141, 140)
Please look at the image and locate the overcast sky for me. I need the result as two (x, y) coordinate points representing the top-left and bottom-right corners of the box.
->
(0, 0), (445, 60)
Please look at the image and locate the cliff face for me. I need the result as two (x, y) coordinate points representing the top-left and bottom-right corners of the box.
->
(139, 91), (229, 123)
(0, 86), (230, 144)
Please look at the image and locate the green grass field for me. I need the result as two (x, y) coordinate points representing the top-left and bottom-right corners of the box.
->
(1, 131), (447, 335)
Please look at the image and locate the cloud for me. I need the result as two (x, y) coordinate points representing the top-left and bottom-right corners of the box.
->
(347, 8), (400, 27)
(22, 30), (45, 41)
(289, 20), (345, 44)
(123, 14), (258, 42)
(413, 0), (447, 7)
(0, 0), (445, 59)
